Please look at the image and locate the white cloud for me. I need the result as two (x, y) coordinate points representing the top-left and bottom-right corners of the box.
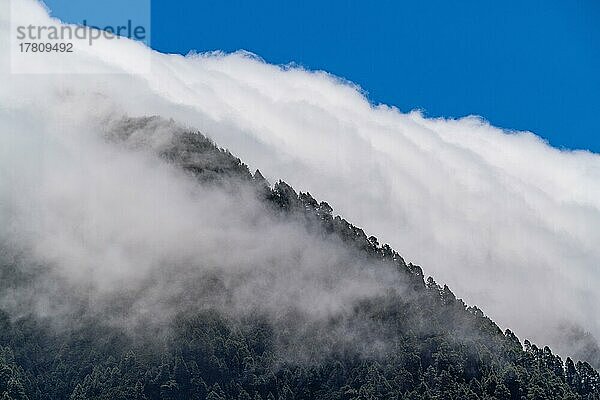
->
(1, 0), (599, 361)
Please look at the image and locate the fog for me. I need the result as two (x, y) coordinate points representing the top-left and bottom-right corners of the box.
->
(0, 110), (407, 361)
(1, 0), (599, 363)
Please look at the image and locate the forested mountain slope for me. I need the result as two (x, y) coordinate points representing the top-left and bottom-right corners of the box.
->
(0, 117), (598, 400)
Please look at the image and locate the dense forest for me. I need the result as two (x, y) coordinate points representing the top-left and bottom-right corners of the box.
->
(0, 117), (598, 400)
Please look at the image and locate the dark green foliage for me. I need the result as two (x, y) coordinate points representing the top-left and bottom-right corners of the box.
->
(0, 347), (28, 400)
(2, 307), (598, 399)
(1, 124), (598, 399)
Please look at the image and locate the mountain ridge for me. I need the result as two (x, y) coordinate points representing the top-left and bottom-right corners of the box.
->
(0, 116), (598, 399)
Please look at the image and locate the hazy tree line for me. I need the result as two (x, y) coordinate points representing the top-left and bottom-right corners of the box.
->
(0, 123), (598, 399)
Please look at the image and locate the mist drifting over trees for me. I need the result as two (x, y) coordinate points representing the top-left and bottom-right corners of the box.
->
(1, 1), (599, 398)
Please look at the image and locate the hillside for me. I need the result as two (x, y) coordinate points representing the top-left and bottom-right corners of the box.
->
(0, 116), (598, 400)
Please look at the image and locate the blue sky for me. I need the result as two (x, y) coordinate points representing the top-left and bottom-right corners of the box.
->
(43, 0), (600, 153)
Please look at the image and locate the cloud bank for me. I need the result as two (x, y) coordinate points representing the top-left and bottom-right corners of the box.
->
(1, 0), (599, 362)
